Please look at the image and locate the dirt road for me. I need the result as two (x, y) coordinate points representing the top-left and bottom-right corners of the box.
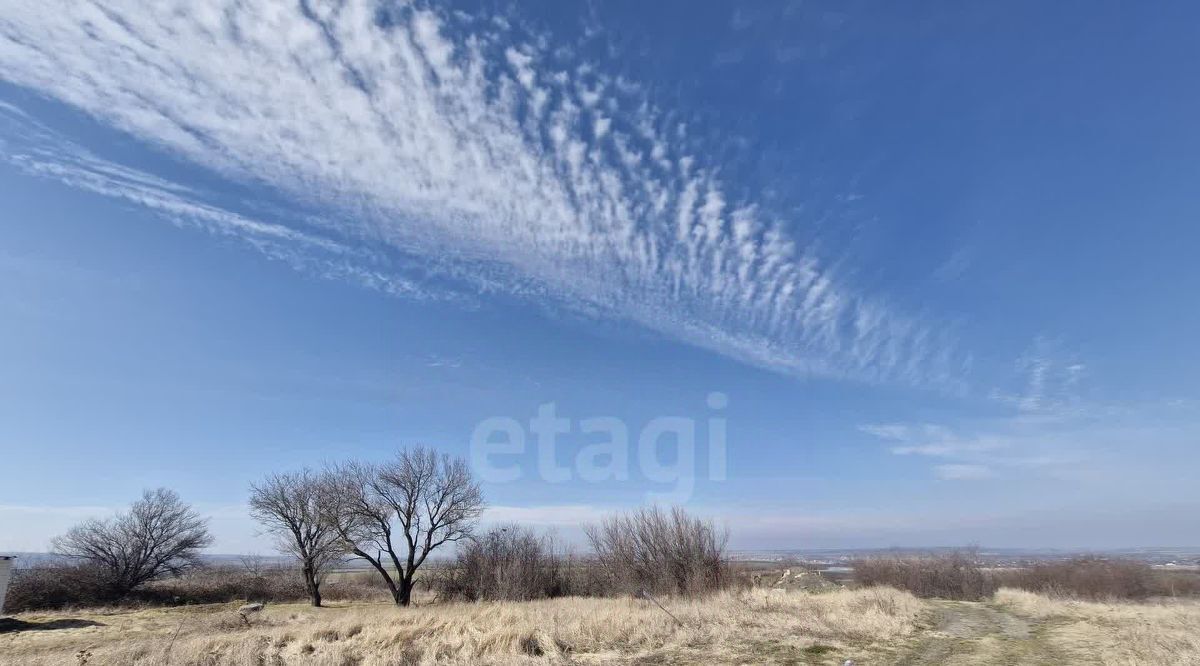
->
(893, 600), (1066, 665)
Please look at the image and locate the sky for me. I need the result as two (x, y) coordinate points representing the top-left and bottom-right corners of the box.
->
(1, 1), (1199, 554)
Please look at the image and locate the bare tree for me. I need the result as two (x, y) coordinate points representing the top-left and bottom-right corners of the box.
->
(319, 461), (403, 601)
(249, 470), (341, 606)
(52, 488), (213, 596)
(321, 447), (484, 606)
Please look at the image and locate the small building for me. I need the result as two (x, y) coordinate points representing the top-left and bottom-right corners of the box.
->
(0, 556), (15, 613)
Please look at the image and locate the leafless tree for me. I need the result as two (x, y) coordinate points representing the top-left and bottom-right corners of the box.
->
(52, 488), (213, 596)
(321, 447), (484, 606)
(249, 470), (341, 606)
(318, 461), (399, 598)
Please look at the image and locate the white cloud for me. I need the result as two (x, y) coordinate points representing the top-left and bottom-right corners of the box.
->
(991, 337), (1087, 414)
(0, 104), (445, 302)
(862, 379), (1200, 484)
(856, 423), (909, 441)
(0, 1), (960, 385)
(933, 464), (993, 480)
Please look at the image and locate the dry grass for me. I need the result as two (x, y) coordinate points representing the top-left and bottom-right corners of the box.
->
(0, 587), (922, 665)
(995, 587), (1200, 665)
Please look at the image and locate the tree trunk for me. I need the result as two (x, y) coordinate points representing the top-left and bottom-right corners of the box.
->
(396, 575), (413, 606)
(303, 564), (322, 607)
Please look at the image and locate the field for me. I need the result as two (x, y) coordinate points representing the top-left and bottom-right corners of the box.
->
(3, 587), (1198, 665)
(1, 587), (922, 665)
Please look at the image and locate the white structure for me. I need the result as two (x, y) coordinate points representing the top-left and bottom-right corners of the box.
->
(0, 556), (14, 613)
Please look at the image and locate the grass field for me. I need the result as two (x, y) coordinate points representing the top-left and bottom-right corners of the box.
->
(2, 587), (921, 665)
(2, 587), (1197, 665)
(993, 588), (1200, 665)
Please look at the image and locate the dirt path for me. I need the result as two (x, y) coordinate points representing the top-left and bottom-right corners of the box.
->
(893, 600), (1066, 665)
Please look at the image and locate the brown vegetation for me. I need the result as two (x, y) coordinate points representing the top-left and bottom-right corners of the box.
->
(0, 587), (923, 665)
(991, 557), (1157, 600)
(584, 506), (730, 597)
(437, 524), (575, 602)
(852, 551), (996, 601)
(853, 552), (1198, 602)
(4, 563), (390, 614)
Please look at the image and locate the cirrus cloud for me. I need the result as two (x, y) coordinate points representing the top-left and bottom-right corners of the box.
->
(0, 0), (962, 385)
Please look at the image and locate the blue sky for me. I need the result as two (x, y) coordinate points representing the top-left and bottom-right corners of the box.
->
(1, 1), (1198, 553)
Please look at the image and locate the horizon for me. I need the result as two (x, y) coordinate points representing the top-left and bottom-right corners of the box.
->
(3, 1), (1200, 556)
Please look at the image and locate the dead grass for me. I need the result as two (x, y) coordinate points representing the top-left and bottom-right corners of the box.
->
(994, 587), (1200, 665)
(0, 587), (922, 665)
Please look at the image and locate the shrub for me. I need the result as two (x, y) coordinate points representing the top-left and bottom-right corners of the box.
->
(1156, 569), (1200, 597)
(437, 524), (570, 601)
(852, 551), (996, 601)
(135, 565), (310, 605)
(4, 563), (114, 612)
(6, 562), (392, 611)
(585, 506), (730, 597)
(996, 557), (1157, 600)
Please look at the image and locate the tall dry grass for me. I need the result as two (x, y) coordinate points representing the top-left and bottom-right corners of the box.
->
(995, 587), (1200, 665)
(0, 587), (922, 665)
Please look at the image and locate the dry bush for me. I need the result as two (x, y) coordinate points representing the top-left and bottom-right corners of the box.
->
(6, 563), (392, 612)
(0, 587), (924, 665)
(137, 565), (311, 605)
(852, 551), (996, 600)
(1156, 569), (1200, 597)
(437, 524), (571, 601)
(994, 557), (1157, 600)
(585, 506), (730, 597)
(3, 564), (114, 612)
(322, 571), (395, 602)
(146, 565), (395, 605)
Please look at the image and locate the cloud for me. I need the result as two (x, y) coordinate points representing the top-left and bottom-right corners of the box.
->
(0, 0), (960, 385)
(933, 464), (992, 480)
(991, 337), (1087, 414)
(862, 377), (1200, 484)
(862, 416), (1072, 477)
(856, 423), (910, 441)
(0, 104), (450, 302)
(425, 354), (463, 369)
